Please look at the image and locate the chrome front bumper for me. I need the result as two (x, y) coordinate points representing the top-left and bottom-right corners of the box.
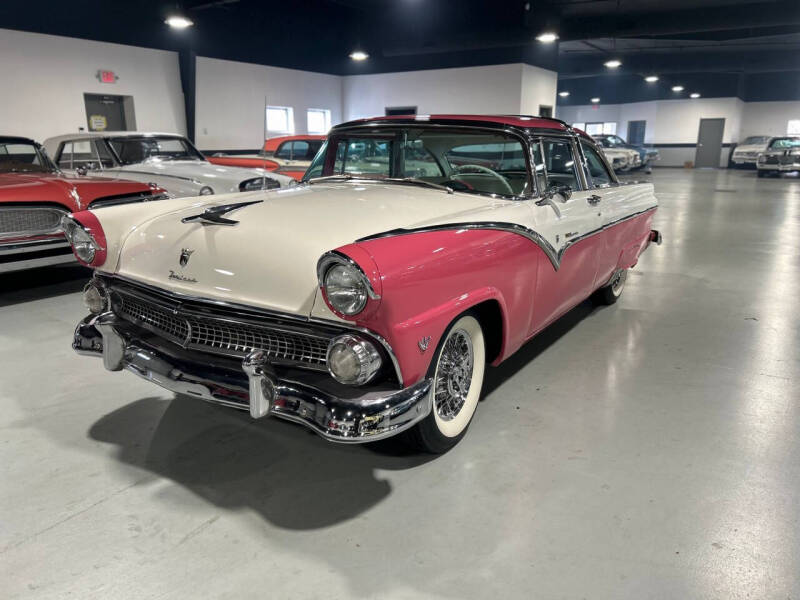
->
(758, 162), (800, 171)
(74, 313), (432, 443)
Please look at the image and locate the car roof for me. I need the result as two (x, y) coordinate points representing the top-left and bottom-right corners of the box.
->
(334, 114), (589, 137)
(0, 135), (37, 145)
(43, 131), (185, 145)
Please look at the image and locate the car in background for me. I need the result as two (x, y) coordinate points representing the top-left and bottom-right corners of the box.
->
(756, 136), (800, 177)
(732, 136), (771, 168)
(1, 135), (168, 274)
(207, 135), (326, 181)
(594, 134), (658, 172)
(67, 114), (660, 453)
(595, 140), (640, 172)
(43, 132), (294, 198)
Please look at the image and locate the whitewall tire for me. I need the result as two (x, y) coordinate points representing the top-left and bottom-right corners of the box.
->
(406, 314), (486, 453)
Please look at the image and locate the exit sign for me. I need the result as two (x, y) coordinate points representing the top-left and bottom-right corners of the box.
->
(97, 70), (117, 83)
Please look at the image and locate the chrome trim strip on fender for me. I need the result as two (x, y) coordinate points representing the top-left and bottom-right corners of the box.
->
(355, 206), (658, 272)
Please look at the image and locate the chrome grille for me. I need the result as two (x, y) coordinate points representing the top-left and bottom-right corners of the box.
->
(0, 207), (65, 237)
(114, 289), (331, 370)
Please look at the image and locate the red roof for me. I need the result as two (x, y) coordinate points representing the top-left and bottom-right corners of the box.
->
(337, 114), (575, 132)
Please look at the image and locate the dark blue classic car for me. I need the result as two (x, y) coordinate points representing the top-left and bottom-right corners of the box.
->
(595, 134), (660, 173)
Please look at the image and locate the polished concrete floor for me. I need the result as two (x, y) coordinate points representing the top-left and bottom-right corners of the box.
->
(1, 168), (799, 599)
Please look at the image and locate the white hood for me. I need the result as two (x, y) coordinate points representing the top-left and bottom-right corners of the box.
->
(111, 182), (523, 316)
(117, 159), (295, 192)
(734, 143), (767, 154)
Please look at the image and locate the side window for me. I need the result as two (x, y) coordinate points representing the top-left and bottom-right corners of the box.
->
(541, 139), (580, 191)
(403, 139), (443, 177)
(274, 143), (292, 159)
(581, 142), (613, 187)
(71, 141), (98, 169)
(57, 142), (73, 169)
(292, 141), (310, 159)
(94, 140), (114, 168)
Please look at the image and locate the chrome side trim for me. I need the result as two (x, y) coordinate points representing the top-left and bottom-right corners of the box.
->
(354, 206), (658, 272)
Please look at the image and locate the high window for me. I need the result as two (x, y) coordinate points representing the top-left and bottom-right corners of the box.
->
(266, 106), (295, 135)
(307, 109), (331, 135)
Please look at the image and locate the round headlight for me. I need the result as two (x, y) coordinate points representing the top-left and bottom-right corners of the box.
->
(63, 218), (97, 263)
(83, 281), (108, 314)
(199, 186), (214, 196)
(324, 264), (368, 316)
(326, 334), (382, 385)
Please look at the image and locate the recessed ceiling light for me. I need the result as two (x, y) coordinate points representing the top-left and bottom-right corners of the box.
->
(591, 97), (600, 103)
(349, 50), (369, 61)
(645, 75), (659, 83)
(536, 32), (559, 43)
(690, 93), (701, 98)
(672, 85), (684, 92)
(604, 60), (622, 68)
(558, 91), (570, 97)
(165, 15), (193, 29)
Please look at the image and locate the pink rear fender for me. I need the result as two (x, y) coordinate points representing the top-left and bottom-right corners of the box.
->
(613, 209), (656, 271)
(337, 229), (551, 385)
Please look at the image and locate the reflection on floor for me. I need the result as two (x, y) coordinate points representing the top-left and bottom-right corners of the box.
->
(2, 168), (799, 599)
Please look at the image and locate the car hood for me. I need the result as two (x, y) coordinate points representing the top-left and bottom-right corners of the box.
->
(734, 144), (767, 153)
(117, 160), (294, 190)
(0, 171), (153, 210)
(110, 181), (523, 316)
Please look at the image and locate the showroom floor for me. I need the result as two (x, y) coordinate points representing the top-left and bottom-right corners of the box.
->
(1, 168), (798, 599)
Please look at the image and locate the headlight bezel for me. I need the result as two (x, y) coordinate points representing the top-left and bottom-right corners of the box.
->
(326, 334), (382, 385)
(317, 251), (381, 319)
(61, 214), (106, 267)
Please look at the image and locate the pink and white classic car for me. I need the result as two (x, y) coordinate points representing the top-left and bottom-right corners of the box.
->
(67, 115), (660, 453)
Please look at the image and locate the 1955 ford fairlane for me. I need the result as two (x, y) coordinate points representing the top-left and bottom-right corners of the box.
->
(66, 115), (661, 453)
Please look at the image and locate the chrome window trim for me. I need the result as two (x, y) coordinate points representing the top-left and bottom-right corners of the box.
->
(96, 274), (404, 386)
(320, 122), (536, 201)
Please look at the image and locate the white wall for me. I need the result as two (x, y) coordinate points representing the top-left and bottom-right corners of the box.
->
(560, 97), (755, 167)
(195, 56), (343, 150)
(741, 101), (800, 138)
(343, 63), (557, 122)
(0, 28), (185, 142)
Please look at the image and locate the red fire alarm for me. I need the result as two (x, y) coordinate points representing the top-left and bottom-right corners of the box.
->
(97, 70), (117, 83)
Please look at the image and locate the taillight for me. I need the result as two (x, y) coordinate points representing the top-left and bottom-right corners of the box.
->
(61, 211), (107, 267)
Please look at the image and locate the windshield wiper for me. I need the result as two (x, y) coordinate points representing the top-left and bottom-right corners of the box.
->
(307, 174), (453, 194)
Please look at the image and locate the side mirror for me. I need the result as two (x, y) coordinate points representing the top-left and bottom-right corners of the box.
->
(545, 183), (572, 202)
(76, 165), (89, 176)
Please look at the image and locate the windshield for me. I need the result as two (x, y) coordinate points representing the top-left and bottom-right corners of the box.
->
(743, 136), (770, 145)
(108, 136), (205, 165)
(306, 127), (531, 197)
(768, 137), (800, 149)
(0, 140), (55, 173)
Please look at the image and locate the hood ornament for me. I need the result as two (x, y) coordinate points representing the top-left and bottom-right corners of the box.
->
(181, 199), (263, 227)
(179, 248), (194, 267)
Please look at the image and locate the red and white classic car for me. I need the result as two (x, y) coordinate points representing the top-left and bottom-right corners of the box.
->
(67, 115), (660, 453)
(207, 135), (326, 181)
(1, 135), (168, 274)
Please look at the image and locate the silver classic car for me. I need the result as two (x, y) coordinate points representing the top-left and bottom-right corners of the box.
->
(756, 136), (800, 177)
(43, 132), (295, 197)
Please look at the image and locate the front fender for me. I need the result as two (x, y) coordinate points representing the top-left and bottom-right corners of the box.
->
(336, 228), (547, 385)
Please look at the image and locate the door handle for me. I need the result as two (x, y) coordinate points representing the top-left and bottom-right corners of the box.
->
(587, 194), (602, 206)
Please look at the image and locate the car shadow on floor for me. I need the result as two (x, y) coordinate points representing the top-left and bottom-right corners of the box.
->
(0, 265), (89, 307)
(88, 394), (436, 530)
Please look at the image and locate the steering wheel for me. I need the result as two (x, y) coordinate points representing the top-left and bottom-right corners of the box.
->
(451, 164), (514, 196)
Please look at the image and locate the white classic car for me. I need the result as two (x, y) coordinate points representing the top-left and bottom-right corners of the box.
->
(43, 132), (295, 197)
(595, 138), (641, 172)
(732, 136), (771, 167)
(66, 115), (660, 453)
(756, 136), (800, 177)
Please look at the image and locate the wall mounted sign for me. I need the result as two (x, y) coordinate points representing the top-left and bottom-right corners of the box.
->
(97, 70), (118, 83)
(89, 115), (108, 131)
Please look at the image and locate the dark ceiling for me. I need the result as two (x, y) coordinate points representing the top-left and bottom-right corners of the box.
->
(1, 0), (799, 101)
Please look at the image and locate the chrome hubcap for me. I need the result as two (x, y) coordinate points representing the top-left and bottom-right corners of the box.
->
(434, 329), (474, 421)
(611, 269), (627, 296)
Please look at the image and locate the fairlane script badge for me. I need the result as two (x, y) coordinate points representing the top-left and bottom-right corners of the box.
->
(170, 248), (198, 282)
(169, 270), (198, 283)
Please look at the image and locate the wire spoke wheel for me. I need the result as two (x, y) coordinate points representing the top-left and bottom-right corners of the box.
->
(434, 329), (474, 421)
